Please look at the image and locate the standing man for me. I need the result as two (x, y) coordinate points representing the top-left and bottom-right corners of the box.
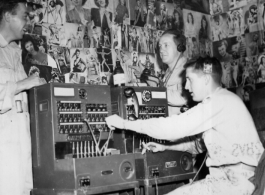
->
(106, 57), (264, 195)
(0, 1), (46, 195)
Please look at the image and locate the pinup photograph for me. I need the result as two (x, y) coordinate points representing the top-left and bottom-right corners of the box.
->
(121, 24), (129, 50)
(197, 14), (212, 43)
(136, 52), (160, 87)
(257, 54), (265, 83)
(258, 0), (265, 31)
(227, 8), (244, 37)
(205, 39), (213, 57)
(183, 9), (202, 38)
(118, 50), (139, 84)
(209, 0), (224, 15)
(221, 61), (232, 88)
(88, 0), (114, 32)
(246, 32), (260, 57)
(70, 48), (87, 73)
(128, 25), (141, 52)
(86, 25), (104, 48)
(42, 23), (64, 46)
(84, 48), (108, 84)
(49, 45), (71, 74)
(96, 47), (113, 74)
(112, 49), (132, 84)
(154, 1), (175, 31)
(145, 1), (156, 30)
(186, 36), (200, 60)
(26, 2), (44, 35)
(213, 38), (234, 62)
(184, 0), (210, 14)
(114, 0), (130, 25)
(23, 64), (53, 83)
(129, 0), (147, 27)
(228, 0), (247, 10)
(65, 0), (91, 25)
(240, 56), (258, 86)
(21, 34), (49, 67)
(221, 58), (241, 88)
(210, 13), (230, 41)
(259, 30), (265, 54)
(154, 30), (164, 50)
(112, 23), (121, 49)
(243, 1), (258, 33)
(41, 0), (66, 25)
(62, 23), (85, 48)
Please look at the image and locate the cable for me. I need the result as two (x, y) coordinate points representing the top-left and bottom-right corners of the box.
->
(189, 152), (208, 185)
(162, 53), (183, 87)
(84, 119), (114, 156)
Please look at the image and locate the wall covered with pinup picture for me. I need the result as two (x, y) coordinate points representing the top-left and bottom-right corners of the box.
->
(22, 0), (265, 91)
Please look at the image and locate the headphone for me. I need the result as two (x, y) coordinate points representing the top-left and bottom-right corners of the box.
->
(176, 33), (186, 53)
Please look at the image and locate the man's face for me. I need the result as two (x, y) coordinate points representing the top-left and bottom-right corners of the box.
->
(9, 3), (28, 40)
(76, 51), (80, 57)
(218, 44), (226, 57)
(71, 0), (83, 7)
(185, 67), (207, 102)
(159, 34), (179, 66)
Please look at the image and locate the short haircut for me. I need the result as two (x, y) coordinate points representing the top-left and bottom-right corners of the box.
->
(0, 0), (27, 22)
(94, 0), (109, 8)
(161, 29), (186, 50)
(184, 56), (223, 84)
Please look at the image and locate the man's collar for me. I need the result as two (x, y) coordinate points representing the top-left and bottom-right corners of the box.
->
(0, 33), (9, 48)
(202, 87), (222, 103)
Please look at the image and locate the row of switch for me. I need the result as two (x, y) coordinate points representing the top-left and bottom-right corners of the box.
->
(89, 124), (109, 132)
(67, 134), (94, 141)
(87, 114), (108, 122)
(127, 106), (166, 114)
(59, 114), (82, 123)
(59, 125), (83, 134)
(86, 104), (107, 112)
(57, 102), (81, 112)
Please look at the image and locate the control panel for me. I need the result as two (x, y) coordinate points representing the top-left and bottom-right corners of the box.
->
(29, 83), (138, 195)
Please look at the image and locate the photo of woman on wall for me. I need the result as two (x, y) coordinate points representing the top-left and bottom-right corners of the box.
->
(21, 35), (48, 66)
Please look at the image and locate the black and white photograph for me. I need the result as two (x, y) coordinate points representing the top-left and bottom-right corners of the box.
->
(2, 1), (265, 195)
(228, 0), (247, 10)
(41, 0), (66, 25)
(114, 0), (130, 25)
(243, 0), (258, 33)
(246, 31), (260, 57)
(129, 0), (147, 27)
(21, 34), (49, 66)
(62, 23), (85, 48)
(209, 0), (224, 15)
(49, 45), (71, 74)
(184, 0), (210, 14)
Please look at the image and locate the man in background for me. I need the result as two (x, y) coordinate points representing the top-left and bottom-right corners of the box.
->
(0, 1), (46, 195)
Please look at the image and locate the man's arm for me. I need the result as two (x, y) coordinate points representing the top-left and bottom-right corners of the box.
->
(106, 93), (225, 141)
(143, 137), (205, 155)
(0, 75), (46, 113)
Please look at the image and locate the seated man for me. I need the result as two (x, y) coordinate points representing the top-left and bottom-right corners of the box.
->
(106, 57), (264, 195)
